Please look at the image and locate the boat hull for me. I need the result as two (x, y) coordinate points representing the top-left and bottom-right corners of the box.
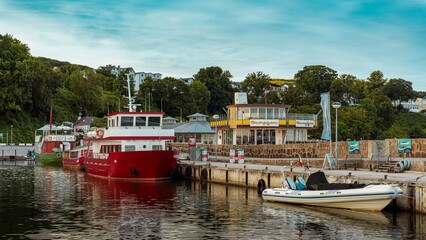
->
(84, 150), (177, 181)
(262, 184), (403, 211)
(63, 157), (85, 170)
(35, 152), (63, 166)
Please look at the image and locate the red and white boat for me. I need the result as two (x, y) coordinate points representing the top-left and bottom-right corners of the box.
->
(83, 111), (177, 181)
(63, 146), (87, 170)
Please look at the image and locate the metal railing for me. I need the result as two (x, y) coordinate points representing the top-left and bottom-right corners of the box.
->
(369, 145), (395, 171)
(287, 113), (317, 121)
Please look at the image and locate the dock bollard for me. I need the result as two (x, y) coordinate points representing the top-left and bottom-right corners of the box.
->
(384, 175), (388, 180)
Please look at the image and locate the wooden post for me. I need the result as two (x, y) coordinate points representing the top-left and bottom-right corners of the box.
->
(15, 149), (17, 166)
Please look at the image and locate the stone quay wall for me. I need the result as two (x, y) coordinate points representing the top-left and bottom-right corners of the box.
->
(168, 138), (426, 171)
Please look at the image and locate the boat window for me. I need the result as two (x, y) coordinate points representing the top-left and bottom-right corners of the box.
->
(148, 117), (161, 126)
(152, 145), (162, 150)
(124, 145), (135, 152)
(136, 116), (146, 126)
(121, 117), (134, 126)
(70, 152), (78, 158)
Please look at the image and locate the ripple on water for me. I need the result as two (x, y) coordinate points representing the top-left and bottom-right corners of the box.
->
(0, 165), (423, 239)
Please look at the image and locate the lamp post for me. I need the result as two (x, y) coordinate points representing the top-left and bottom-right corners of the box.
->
(332, 102), (341, 167)
(213, 114), (219, 162)
(11, 125), (13, 146)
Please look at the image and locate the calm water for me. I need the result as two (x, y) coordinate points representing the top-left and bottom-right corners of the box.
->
(0, 164), (424, 239)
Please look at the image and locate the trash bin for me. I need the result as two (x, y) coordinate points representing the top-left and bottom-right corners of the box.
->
(238, 149), (244, 164)
(201, 148), (208, 161)
(230, 149), (235, 163)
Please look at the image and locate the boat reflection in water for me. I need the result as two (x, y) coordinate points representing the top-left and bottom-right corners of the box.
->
(83, 176), (178, 238)
(262, 202), (406, 239)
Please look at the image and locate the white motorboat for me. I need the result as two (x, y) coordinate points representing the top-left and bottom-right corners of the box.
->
(262, 171), (403, 211)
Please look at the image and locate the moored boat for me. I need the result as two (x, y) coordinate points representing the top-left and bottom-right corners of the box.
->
(83, 74), (178, 181)
(34, 108), (76, 166)
(262, 171), (403, 211)
(63, 146), (86, 170)
(83, 111), (178, 181)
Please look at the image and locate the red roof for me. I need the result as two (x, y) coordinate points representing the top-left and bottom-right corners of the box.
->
(107, 112), (165, 117)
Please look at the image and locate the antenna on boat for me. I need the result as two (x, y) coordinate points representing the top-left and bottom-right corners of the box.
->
(126, 74), (133, 112)
(124, 74), (141, 112)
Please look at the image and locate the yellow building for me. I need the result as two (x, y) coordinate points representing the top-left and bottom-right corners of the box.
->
(210, 93), (318, 145)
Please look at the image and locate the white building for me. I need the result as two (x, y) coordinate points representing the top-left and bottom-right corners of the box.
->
(135, 72), (162, 91)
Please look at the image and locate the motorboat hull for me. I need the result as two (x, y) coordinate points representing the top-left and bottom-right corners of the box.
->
(262, 184), (403, 211)
(84, 150), (177, 181)
(35, 152), (63, 166)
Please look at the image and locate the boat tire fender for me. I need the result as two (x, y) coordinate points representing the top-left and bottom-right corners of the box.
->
(201, 168), (208, 179)
(257, 179), (266, 194)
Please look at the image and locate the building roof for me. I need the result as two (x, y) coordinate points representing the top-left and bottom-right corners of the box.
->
(164, 121), (215, 134)
(74, 117), (95, 127)
(163, 116), (178, 120)
(188, 113), (208, 118)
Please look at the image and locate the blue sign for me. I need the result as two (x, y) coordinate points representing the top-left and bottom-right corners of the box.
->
(348, 141), (360, 154)
(398, 139), (412, 153)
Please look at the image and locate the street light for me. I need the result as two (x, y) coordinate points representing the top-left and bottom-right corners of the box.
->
(11, 125), (13, 146)
(213, 114), (219, 162)
(332, 102), (341, 167)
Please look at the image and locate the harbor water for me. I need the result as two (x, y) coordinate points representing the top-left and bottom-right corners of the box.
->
(0, 164), (424, 239)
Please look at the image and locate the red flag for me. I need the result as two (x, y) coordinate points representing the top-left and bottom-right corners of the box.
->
(299, 155), (303, 167)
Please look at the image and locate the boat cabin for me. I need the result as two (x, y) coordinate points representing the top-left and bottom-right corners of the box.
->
(88, 112), (175, 156)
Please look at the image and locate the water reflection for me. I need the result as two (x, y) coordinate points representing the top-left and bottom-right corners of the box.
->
(0, 166), (424, 239)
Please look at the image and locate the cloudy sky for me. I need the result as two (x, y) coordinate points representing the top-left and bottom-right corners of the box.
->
(1, 0), (425, 90)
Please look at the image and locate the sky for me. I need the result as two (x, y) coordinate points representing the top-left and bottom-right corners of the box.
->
(0, 0), (425, 90)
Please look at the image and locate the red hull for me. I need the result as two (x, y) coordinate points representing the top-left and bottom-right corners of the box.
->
(63, 156), (85, 170)
(84, 151), (177, 181)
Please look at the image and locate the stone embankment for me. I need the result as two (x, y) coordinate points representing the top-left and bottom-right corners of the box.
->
(179, 160), (426, 214)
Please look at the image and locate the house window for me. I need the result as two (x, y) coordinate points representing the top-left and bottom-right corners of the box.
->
(250, 108), (258, 119)
(121, 117), (134, 126)
(259, 108), (266, 119)
(267, 108), (273, 119)
(136, 116), (146, 126)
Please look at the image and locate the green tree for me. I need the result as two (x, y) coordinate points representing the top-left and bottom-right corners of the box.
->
(365, 70), (386, 96)
(242, 71), (271, 98)
(294, 65), (338, 101)
(189, 81), (211, 114)
(194, 66), (233, 114)
(338, 107), (373, 140)
(382, 78), (415, 109)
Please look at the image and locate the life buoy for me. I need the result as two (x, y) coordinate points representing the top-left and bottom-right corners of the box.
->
(97, 129), (104, 138)
(57, 153), (61, 158)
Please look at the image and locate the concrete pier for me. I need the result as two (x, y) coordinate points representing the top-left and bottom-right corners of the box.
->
(179, 160), (426, 214)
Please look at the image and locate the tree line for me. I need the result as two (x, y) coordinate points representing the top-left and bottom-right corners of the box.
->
(0, 34), (424, 143)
